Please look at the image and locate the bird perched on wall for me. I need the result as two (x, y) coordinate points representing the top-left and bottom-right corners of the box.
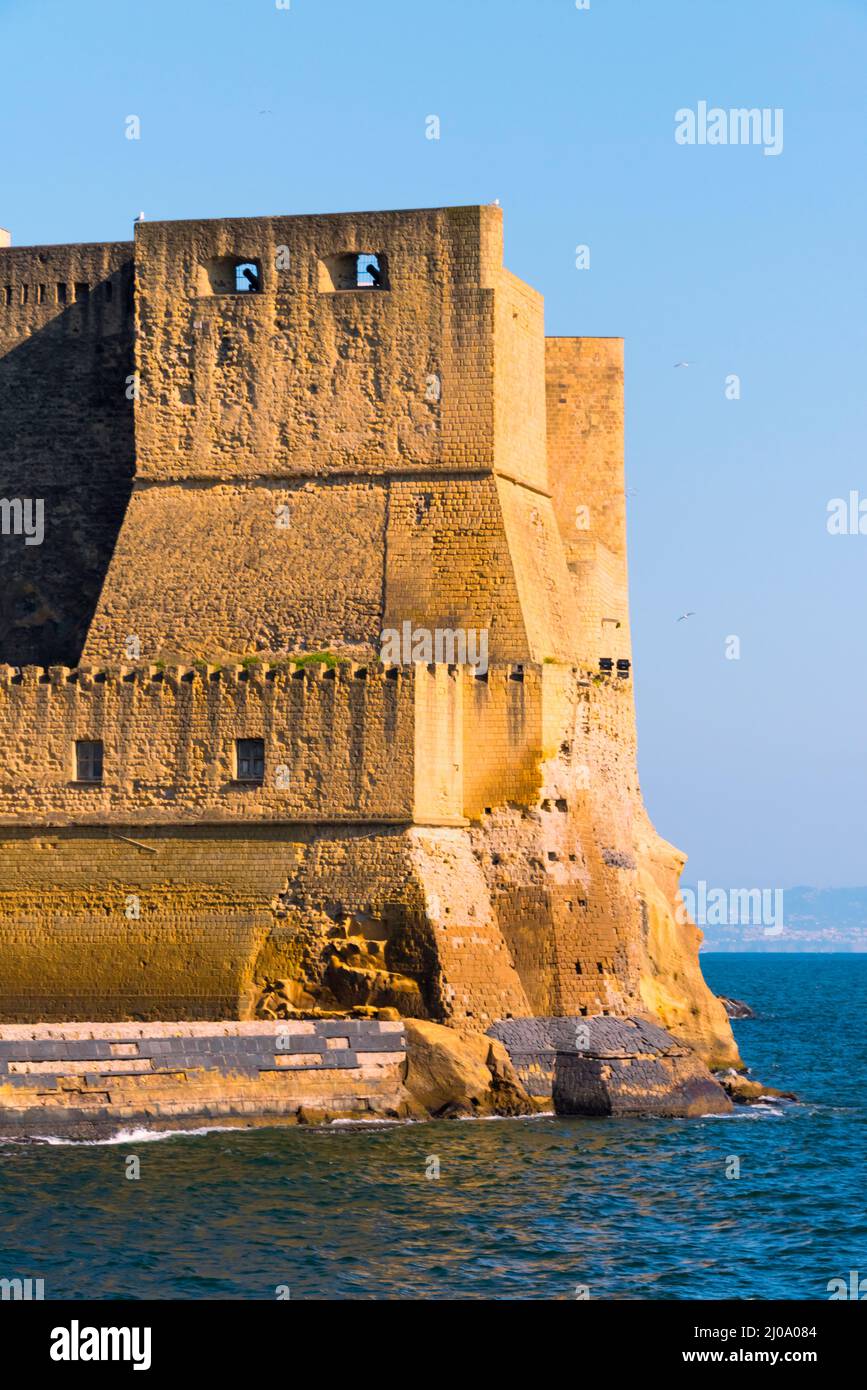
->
(133, 211), (145, 224)
(366, 262), (383, 288)
(242, 266), (260, 292)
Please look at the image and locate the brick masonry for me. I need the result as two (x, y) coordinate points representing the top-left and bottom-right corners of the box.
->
(488, 1016), (732, 1117)
(0, 204), (740, 1073)
(0, 1020), (407, 1137)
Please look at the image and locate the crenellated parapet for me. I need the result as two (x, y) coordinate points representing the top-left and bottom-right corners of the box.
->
(0, 660), (567, 830)
(0, 205), (740, 1068)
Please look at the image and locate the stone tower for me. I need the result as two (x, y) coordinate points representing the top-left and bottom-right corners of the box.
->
(0, 206), (737, 1067)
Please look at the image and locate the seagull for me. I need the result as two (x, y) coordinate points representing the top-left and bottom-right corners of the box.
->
(134, 211), (145, 223)
(491, 198), (501, 206)
(673, 361), (694, 368)
(259, 109), (273, 116)
(677, 611), (696, 622)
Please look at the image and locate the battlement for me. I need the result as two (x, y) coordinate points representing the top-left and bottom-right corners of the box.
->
(0, 660), (569, 829)
(0, 204), (740, 1065)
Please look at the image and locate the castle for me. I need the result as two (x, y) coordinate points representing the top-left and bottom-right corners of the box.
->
(0, 206), (738, 1069)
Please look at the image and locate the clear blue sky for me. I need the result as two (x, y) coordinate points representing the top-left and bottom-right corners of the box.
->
(2, 0), (865, 889)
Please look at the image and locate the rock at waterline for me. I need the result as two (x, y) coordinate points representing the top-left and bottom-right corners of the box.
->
(718, 996), (756, 1019)
(488, 1016), (732, 1118)
(403, 1019), (535, 1119)
(716, 1068), (798, 1105)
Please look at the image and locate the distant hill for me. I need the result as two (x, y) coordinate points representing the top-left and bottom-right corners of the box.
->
(685, 885), (867, 953)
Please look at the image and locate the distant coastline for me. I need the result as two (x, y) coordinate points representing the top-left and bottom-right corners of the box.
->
(692, 886), (867, 953)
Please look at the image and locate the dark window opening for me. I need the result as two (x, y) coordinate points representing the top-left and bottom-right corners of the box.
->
(318, 251), (389, 292)
(74, 282), (89, 301)
(198, 257), (262, 295)
(104, 280), (113, 301)
(75, 739), (103, 783)
(37, 284), (46, 304)
(3, 286), (11, 306)
(56, 283), (67, 304)
(20, 285), (28, 305)
(236, 738), (264, 783)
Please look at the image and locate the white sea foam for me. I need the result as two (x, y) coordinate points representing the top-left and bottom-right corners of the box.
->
(37, 1124), (230, 1146)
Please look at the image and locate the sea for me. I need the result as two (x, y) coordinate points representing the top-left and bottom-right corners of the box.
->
(1, 954), (864, 1301)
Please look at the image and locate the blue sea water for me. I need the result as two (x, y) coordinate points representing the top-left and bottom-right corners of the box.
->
(0, 955), (864, 1300)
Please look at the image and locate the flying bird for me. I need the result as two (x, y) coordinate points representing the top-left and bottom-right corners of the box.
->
(677, 611), (696, 622)
(673, 361), (694, 368)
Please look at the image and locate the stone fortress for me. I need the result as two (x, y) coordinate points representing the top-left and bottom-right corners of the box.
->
(0, 205), (739, 1120)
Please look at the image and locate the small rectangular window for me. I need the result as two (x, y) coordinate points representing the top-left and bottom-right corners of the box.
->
(74, 282), (89, 301)
(75, 739), (103, 783)
(3, 286), (10, 306)
(37, 284), (46, 304)
(236, 738), (264, 782)
(20, 285), (28, 305)
(318, 252), (388, 292)
(56, 282), (67, 304)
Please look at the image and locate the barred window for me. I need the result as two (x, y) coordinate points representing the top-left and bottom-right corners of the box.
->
(75, 739), (103, 783)
(236, 738), (264, 783)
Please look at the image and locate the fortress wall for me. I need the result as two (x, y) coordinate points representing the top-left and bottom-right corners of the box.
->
(467, 667), (644, 1020)
(413, 664), (464, 825)
(0, 1021), (409, 1136)
(493, 269), (547, 493)
(494, 477), (582, 662)
(0, 821), (431, 1022)
(0, 826), (280, 1021)
(133, 207), (499, 481)
(546, 337), (626, 558)
(0, 664), (415, 825)
(545, 337), (630, 664)
(0, 209), (739, 1065)
(83, 478), (388, 663)
(461, 666), (544, 820)
(383, 474), (531, 663)
(0, 241), (135, 667)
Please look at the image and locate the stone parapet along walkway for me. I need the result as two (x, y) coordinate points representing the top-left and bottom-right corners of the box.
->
(0, 1019), (408, 1139)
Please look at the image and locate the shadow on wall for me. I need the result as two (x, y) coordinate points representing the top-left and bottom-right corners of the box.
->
(0, 271), (135, 666)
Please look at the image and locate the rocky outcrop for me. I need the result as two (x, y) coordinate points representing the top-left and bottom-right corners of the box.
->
(402, 1019), (535, 1119)
(489, 1015), (732, 1118)
(716, 1068), (796, 1105)
(718, 996), (756, 1020)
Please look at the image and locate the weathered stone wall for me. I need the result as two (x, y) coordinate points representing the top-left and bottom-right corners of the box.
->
(546, 337), (630, 665)
(0, 241), (134, 666)
(488, 1016), (731, 1117)
(0, 662), (415, 825)
(0, 205), (740, 1074)
(0, 1020), (408, 1137)
(82, 206), (578, 668)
